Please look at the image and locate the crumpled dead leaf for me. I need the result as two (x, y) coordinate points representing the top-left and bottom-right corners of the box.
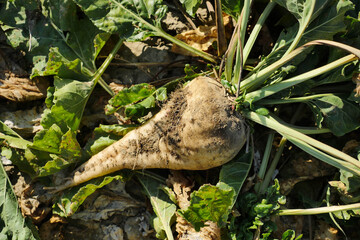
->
(167, 171), (221, 240)
(171, 14), (231, 56)
(0, 75), (49, 101)
(12, 173), (53, 224)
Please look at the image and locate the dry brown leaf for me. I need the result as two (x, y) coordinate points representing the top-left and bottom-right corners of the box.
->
(171, 14), (231, 56)
(0, 75), (49, 101)
(14, 175), (53, 224)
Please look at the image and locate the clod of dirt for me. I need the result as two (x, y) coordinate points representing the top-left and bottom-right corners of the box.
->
(279, 152), (336, 195)
(105, 41), (181, 85)
(0, 105), (44, 137)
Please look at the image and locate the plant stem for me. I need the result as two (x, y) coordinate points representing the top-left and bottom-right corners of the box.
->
(243, 111), (360, 171)
(258, 93), (334, 105)
(245, 54), (357, 102)
(111, 0), (217, 63)
(278, 203), (360, 216)
(259, 137), (287, 194)
(235, 30), (244, 97)
(282, 0), (316, 57)
(215, 0), (227, 56)
(240, 40), (360, 93)
(224, 17), (240, 82)
(254, 133), (274, 193)
(243, 1), (276, 64)
(240, 0), (251, 49)
(94, 39), (125, 96)
(287, 135), (360, 175)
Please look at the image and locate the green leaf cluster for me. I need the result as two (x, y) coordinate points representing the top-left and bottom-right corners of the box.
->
(228, 180), (288, 239)
(106, 83), (168, 119)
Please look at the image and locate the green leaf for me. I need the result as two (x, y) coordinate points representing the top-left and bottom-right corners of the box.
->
(274, 0), (316, 54)
(53, 173), (129, 217)
(0, 1), (69, 76)
(0, 119), (32, 150)
(36, 129), (81, 176)
(257, 0), (354, 75)
(179, 0), (201, 17)
(73, 0), (168, 41)
(32, 124), (63, 153)
(179, 183), (235, 231)
(106, 83), (156, 115)
(221, 0), (242, 18)
(59, 130), (82, 160)
(0, 135), (32, 150)
(124, 95), (156, 118)
(40, 0), (107, 71)
(41, 68), (94, 132)
(276, 0), (353, 51)
(1, 147), (36, 177)
(84, 124), (137, 156)
(37, 155), (71, 177)
(309, 95), (360, 136)
(0, 161), (39, 240)
(155, 87), (168, 101)
(137, 174), (176, 240)
(0, 120), (21, 138)
(219, 150), (252, 208)
(281, 229), (302, 240)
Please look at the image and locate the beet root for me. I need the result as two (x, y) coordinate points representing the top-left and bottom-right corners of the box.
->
(53, 76), (247, 191)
